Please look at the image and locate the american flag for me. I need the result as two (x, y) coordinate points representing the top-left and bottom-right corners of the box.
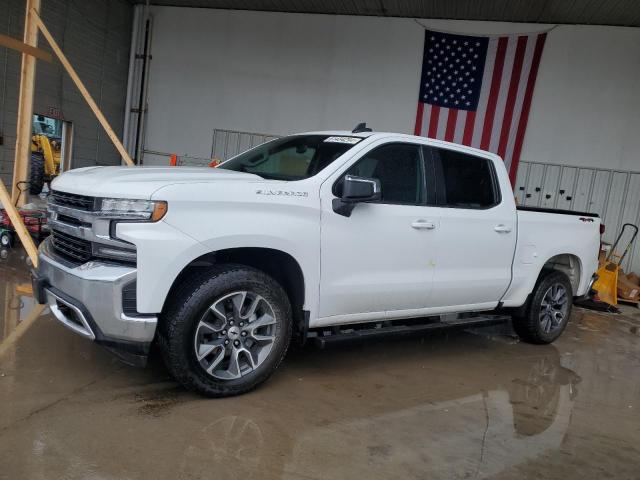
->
(414, 30), (547, 183)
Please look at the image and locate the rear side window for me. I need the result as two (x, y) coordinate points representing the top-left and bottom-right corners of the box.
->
(432, 148), (500, 209)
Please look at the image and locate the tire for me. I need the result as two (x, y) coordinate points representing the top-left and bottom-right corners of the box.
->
(158, 264), (292, 397)
(512, 270), (573, 344)
(0, 232), (12, 248)
(29, 152), (45, 195)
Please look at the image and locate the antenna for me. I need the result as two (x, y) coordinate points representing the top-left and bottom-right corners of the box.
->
(352, 122), (372, 133)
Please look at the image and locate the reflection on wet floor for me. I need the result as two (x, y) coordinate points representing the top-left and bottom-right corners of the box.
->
(1, 247), (640, 479)
(0, 248), (39, 346)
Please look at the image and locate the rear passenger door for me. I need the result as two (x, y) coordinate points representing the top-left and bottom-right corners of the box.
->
(427, 146), (516, 309)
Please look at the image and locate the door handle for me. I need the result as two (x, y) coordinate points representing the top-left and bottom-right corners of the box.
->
(411, 220), (436, 230)
(494, 224), (512, 233)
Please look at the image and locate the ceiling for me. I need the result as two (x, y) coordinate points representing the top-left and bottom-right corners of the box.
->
(129, 0), (640, 27)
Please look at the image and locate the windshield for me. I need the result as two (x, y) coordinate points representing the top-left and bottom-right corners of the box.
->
(218, 135), (361, 180)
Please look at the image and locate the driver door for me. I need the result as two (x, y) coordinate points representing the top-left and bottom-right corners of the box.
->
(318, 141), (440, 324)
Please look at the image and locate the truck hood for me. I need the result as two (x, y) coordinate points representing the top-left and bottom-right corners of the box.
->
(51, 166), (262, 198)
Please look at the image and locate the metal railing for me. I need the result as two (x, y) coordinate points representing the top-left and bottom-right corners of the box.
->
(143, 128), (281, 167)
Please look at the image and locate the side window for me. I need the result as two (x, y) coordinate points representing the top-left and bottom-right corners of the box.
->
(434, 148), (500, 209)
(334, 143), (425, 205)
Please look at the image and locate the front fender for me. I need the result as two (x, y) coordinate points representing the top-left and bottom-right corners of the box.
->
(116, 220), (210, 314)
(118, 219), (319, 316)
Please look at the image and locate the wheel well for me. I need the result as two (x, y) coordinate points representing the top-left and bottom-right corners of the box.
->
(164, 247), (306, 332)
(540, 254), (581, 294)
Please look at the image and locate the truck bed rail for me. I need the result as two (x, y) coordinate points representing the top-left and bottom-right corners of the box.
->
(517, 206), (599, 217)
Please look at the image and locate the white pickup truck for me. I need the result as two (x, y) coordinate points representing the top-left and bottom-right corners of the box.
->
(32, 128), (600, 396)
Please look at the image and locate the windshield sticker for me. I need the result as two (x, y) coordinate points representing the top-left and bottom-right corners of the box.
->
(324, 136), (362, 145)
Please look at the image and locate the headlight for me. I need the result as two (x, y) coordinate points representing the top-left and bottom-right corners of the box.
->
(99, 198), (167, 222)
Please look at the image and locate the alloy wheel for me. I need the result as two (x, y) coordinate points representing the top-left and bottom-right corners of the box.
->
(539, 283), (569, 334)
(193, 291), (277, 380)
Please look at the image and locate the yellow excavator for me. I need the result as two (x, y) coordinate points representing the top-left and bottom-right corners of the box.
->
(29, 115), (62, 195)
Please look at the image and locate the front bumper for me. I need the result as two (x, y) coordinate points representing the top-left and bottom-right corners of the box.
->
(33, 237), (157, 364)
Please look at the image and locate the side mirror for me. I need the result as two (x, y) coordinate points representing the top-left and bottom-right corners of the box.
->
(332, 175), (382, 217)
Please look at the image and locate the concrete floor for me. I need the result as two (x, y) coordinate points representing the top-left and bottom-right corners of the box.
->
(1, 247), (639, 480)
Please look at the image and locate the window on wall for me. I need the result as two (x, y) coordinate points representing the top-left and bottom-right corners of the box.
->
(334, 143), (425, 205)
(433, 149), (499, 209)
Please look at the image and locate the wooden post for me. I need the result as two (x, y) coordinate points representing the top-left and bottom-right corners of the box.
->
(11, 0), (41, 206)
(0, 179), (39, 266)
(33, 9), (135, 167)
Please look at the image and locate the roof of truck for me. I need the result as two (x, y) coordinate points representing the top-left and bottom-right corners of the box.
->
(298, 130), (378, 138)
(298, 130), (501, 161)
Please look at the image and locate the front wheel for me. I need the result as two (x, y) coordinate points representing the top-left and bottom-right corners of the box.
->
(512, 271), (573, 344)
(159, 265), (292, 397)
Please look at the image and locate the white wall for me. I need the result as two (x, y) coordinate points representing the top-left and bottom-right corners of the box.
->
(142, 7), (640, 174)
(524, 25), (640, 171)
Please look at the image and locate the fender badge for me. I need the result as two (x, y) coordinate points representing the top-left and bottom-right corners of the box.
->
(256, 189), (309, 198)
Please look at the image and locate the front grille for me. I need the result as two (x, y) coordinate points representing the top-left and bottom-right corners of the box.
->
(51, 229), (92, 264)
(57, 214), (87, 227)
(51, 190), (96, 211)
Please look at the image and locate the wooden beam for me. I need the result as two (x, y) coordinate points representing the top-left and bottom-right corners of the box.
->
(0, 179), (39, 267)
(11, 0), (41, 206)
(0, 33), (52, 63)
(33, 9), (135, 167)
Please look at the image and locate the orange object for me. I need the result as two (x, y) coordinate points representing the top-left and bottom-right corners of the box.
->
(169, 154), (177, 166)
(594, 263), (618, 306)
(593, 223), (639, 306)
(208, 158), (220, 168)
(151, 201), (168, 222)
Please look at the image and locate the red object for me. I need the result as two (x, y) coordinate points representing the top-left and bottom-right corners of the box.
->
(169, 154), (178, 166)
(509, 34), (547, 185)
(1, 209), (48, 235)
(497, 36), (527, 160)
(480, 37), (508, 151)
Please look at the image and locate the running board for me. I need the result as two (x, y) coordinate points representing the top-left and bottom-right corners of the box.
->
(310, 315), (511, 349)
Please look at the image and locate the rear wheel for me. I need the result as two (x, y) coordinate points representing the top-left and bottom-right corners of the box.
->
(512, 271), (573, 344)
(159, 264), (292, 397)
(29, 152), (45, 195)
